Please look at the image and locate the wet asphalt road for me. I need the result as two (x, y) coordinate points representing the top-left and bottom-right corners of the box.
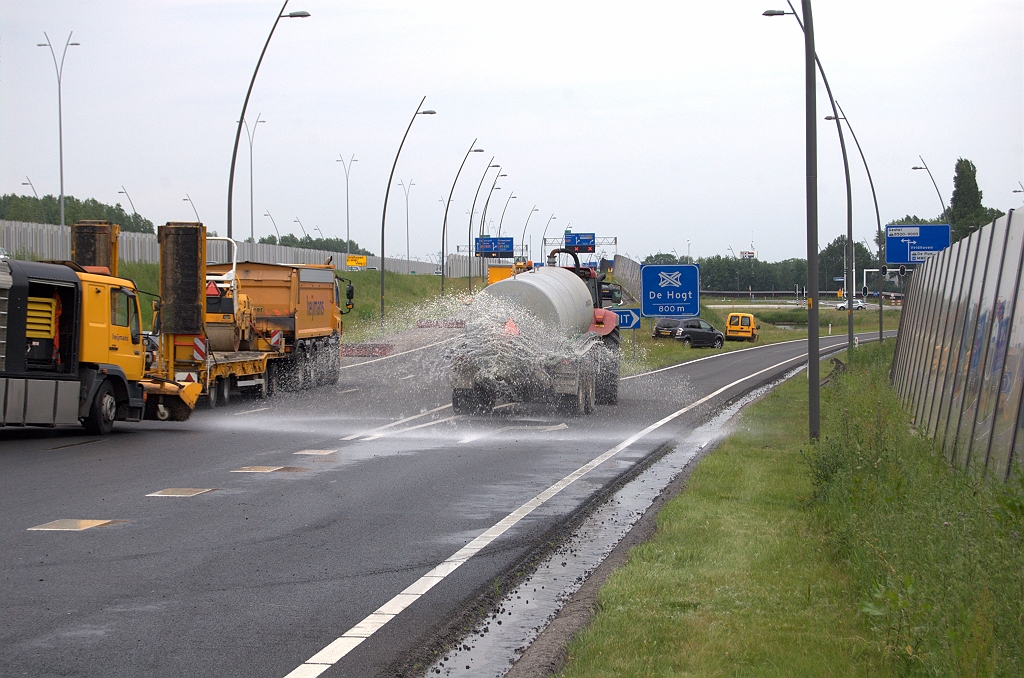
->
(0, 332), (889, 677)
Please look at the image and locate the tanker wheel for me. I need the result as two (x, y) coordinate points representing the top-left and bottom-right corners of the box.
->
(83, 380), (116, 435)
(452, 389), (475, 414)
(584, 375), (596, 414)
(261, 363), (273, 399)
(596, 330), (621, 405)
(557, 382), (586, 416)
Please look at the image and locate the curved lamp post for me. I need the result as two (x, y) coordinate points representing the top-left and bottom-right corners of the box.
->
(467, 158), (499, 292)
(440, 140), (484, 297)
(516, 205), (539, 276)
(398, 179), (415, 274)
(264, 210), (280, 240)
(184, 194), (201, 222)
(496, 193), (516, 239)
(226, 1), (310, 240)
(118, 186), (137, 214)
(38, 32), (80, 229)
(293, 217), (307, 239)
(337, 154), (357, 268)
(765, 0), (854, 356)
(23, 178), (45, 225)
(827, 102), (884, 343)
(241, 114), (266, 242)
(380, 96), (435, 328)
(911, 156), (948, 218)
(541, 213), (557, 261)
(479, 171), (506, 237)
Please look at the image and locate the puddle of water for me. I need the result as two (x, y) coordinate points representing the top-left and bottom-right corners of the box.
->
(426, 368), (803, 677)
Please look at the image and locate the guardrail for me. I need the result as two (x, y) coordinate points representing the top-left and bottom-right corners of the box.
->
(890, 209), (1023, 480)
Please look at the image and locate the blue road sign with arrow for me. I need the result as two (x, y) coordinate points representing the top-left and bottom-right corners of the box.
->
(640, 264), (700, 317)
(613, 308), (641, 329)
(885, 224), (951, 265)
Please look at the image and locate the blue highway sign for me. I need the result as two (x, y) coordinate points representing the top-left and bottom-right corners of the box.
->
(640, 264), (700, 317)
(613, 308), (641, 329)
(474, 236), (514, 258)
(885, 224), (951, 265)
(564, 232), (596, 253)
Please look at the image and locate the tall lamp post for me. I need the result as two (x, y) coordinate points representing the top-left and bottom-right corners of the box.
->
(496, 193), (516, 238)
(380, 97), (435, 328)
(827, 102), (884, 343)
(467, 158), (499, 292)
(398, 179), (415, 274)
(241, 114), (265, 242)
(264, 211), (280, 240)
(337, 154), (357, 269)
(479, 171), (506, 237)
(184, 194), (201, 222)
(293, 217), (308, 239)
(541, 213), (557, 260)
(23, 177), (46, 224)
(517, 205), (539, 274)
(440, 140), (484, 297)
(118, 186), (137, 215)
(37, 32), (80, 229)
(911, 156), (948, 219)
(226, 1), (310, 240)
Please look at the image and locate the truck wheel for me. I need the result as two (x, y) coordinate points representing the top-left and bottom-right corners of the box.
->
(205, 381), (218, 409)
(584, 375), (596, 414)
(596, 330), (621, 405)
(218, 376), (231, 405)
(83, 380), (116, 435)
(261, 363), (273, 399)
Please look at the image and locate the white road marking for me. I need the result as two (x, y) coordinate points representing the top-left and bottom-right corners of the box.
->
(294, 449), (336, 456)
(284, 351), (806, 677)
(459, 422), (568, 444)
(231, 466), (283, 473)
(399, 374), (415, 380)
(338, 388), (360, 394)
(339, 338), (452, 370)
(233, 407), (271, 416)
(146, 488), (215, 497)
(360, 415), (461, 441)
(341, 404), (452, 441)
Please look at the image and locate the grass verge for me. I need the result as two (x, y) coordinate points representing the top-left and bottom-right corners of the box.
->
(559, 341), (1023, 677)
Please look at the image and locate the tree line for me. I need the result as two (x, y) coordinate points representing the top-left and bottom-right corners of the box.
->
(257, 233), (374, 257)
(0, 193), (154, 233)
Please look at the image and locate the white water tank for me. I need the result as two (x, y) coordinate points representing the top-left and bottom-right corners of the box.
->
(481, 266), (594, 337)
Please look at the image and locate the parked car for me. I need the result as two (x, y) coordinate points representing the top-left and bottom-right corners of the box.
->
(652, 317), (682, 338)
(725, 312), (760, 342)
(836, 299), (866, 311)
(675, 318), (724, 348)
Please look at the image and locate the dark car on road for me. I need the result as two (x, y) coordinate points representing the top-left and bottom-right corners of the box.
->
(675, 318), (724, 348)
(652, 318), (682, 338)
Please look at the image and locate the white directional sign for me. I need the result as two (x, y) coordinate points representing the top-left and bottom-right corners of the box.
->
(613, 308), (640, 329)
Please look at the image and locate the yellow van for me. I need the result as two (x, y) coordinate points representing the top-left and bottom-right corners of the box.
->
(725, 312), (759, 342)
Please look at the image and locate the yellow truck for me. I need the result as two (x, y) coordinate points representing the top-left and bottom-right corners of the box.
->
(0, 222), (200, 433)
(163, 225), (353, 406)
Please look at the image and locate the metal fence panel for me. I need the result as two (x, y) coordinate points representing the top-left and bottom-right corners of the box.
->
(908, 250), (945, 417)
(924, 239), (965, 437)
(974, 210), (1023, 470)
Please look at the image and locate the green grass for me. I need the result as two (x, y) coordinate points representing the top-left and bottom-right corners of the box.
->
(560, 358), (891, 677)
(118, 260), (160, 330)
(559, 342), (1024, 677)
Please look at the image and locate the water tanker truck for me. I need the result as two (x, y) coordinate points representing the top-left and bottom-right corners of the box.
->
(449, 249), (622, 415)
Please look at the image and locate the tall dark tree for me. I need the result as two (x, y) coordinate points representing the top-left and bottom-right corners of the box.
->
(257, 232), (374, 256)
(948, 158), (1004, 242)
(0, 193), (154, 233)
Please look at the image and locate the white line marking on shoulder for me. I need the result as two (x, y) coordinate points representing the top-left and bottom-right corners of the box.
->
(284, 352), (805, 676)
(341, 403), (452, 440)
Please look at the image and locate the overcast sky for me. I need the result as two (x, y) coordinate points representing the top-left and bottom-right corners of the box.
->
(2, 0), (1022, 264)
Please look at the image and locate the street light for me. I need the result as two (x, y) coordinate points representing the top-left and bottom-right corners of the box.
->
(118, 186), (137, 215)
(398, 179), (415, 274)
(467, 159), (499, 292)
(517, 206), (539, 277)
(264, 211), (281, 240)
(380, 96), (435, 328)
(479, 171), (506, 237)
(496, 193), (516, 239)
(1013, 181), (1024, 194)
(184, 194), (201, 222)
(226, 1), (310, 239)
(440, 140), (484, 297)
(763, 0), (829, 438)
(314, 226), (324, 239)
(37, 32), (80, 229)
(827, 101), (884, 343)
(541, 213), (557, 255)
(912, 156), (948, 218)
(23, 177), (45, 225)
(293, 217), (307, 239)
(337, 154), (357, 269)
(241, 114), (266, 242)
